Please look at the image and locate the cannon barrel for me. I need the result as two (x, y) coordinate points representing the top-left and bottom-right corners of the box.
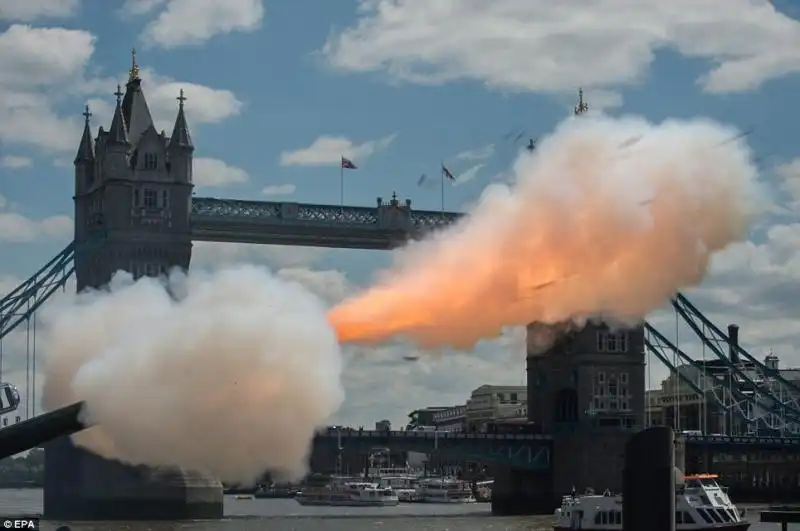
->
(0, 401), (88, 460)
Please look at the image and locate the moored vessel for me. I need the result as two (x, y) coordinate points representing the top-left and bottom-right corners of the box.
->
(553, 474), (749, 530)
(414, 477), (476, 503)
(295, 480), (399, 507)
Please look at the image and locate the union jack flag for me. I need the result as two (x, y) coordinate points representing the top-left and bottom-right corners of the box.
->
(442, 165), (455, 181)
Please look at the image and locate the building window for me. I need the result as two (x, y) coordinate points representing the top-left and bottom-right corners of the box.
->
(161, 190), (170, 209)
(597, 331), (629, 353)
(144, 153), (158, 170)
(143, 189), (158, 208)
(510, 392), (518, 402)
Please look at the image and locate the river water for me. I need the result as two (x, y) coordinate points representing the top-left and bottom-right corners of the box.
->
(0, 489), (783, 530)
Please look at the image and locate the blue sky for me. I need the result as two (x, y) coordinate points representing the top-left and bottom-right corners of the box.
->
(2, 0), (800, 425)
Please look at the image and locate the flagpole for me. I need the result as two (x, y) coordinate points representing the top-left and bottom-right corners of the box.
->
(340, 156), (344, 209)
(440, 161), (445, 213)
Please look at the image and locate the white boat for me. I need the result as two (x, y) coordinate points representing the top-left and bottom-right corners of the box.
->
(295, 481), (399, 507)
(415, 477), (476, 503)
(372, 467), (421, 502)
(553, 474), (749, 531)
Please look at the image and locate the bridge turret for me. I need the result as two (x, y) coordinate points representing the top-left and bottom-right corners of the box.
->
(377, 191), (412, 231)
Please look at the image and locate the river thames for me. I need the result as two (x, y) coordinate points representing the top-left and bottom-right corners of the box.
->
(0, 489), (782, 530)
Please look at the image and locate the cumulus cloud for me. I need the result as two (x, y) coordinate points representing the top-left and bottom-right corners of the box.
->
(0, 25), (243, 156)
(193, 158), (249, 188)
(280, 133), (397, 167)
(128, 0), (265, 49)
(322, 1), (800, 98)
(0, 156), (33, 169)
(0, 0), (80, 22)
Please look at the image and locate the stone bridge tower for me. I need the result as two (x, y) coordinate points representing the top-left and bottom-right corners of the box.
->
(45, 52), (222, 520)
(526, 321), (646, 496)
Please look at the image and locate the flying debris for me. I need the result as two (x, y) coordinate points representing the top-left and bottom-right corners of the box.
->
(502, 128), (525, 142)
(718, 127), (754, 147)
(416, 174), (436, 190)
(618, 135), (643, 149)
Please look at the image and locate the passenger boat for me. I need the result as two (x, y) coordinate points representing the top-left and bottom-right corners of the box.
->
(294, 480), (399, 507)
(553, 474), (749, 530)
(371, 467), (421, 502)
(415, 477), (476, 503)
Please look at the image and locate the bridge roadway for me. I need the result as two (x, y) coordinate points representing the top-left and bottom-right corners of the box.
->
(313, 430), (800, 470)
(190, 196), (462, 249)
(314, 429), (552, 470)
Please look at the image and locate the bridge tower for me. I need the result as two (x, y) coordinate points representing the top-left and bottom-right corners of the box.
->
(527, 322), (645, 496)
(44, 51), (223, 520)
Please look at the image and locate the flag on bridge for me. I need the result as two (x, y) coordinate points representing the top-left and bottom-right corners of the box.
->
(341, 156), (357, 169)
(441, 164), (455, 181)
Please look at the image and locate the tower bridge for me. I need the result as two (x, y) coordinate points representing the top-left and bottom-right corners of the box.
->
(0, 57), (799, 519)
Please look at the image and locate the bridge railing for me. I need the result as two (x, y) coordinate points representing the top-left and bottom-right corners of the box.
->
(684, 434), (800, 446)
(317, 429), (551, 441)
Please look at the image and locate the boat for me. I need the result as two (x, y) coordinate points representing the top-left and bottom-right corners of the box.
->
(295, 480), (399, 507)
(553, 474), (749, 530)
(369, 466), (422, 503)
(414, 477), (477, 503)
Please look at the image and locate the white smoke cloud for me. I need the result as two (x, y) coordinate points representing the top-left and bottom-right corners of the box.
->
(41, 266), (344, 484)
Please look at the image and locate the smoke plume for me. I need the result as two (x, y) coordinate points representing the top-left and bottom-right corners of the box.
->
(329, 115), (762, 349)
(41, 266), (344, 484)
(38, 113), (761, 482)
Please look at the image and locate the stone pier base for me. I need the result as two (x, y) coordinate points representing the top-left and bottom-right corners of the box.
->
(44, 438), (223, 520)
(491, 466), (554, 515)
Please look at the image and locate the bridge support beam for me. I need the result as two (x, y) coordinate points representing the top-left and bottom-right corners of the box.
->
(490, 466), (554, 515)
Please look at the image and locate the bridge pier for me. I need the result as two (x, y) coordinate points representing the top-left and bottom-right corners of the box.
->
(45, 439), (222, 520)
(491, 466), (554, 515)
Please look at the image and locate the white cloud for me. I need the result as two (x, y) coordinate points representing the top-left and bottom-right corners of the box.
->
(0, 25), (95, 153)
(262, 184), (296, 197)
(0, 23), (243, 157)
(454, 144), (494, 162)
(279, 133), (397, 167)
(119, 0), (167, 17)
(0, 213), (72, 242)
(137, 0), (265, 49)
(0, 0), (80, 22)
(323, 1), (800, 97)
(0, 156), (32, 169)
(192, 158), (249, 188)
(452, 163), (484, 187)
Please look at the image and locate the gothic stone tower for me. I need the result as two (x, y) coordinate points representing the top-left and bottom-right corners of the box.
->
(44, 52), (223, 520)
(526, 321), (645, 497)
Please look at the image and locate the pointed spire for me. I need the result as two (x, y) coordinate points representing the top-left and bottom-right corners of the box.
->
(574, 88), (589, 116)
(128, 47), (140, 84)
(107, 84), (129, 145)
(74, 104), (95, 164)
(169, 88), (194, 151)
